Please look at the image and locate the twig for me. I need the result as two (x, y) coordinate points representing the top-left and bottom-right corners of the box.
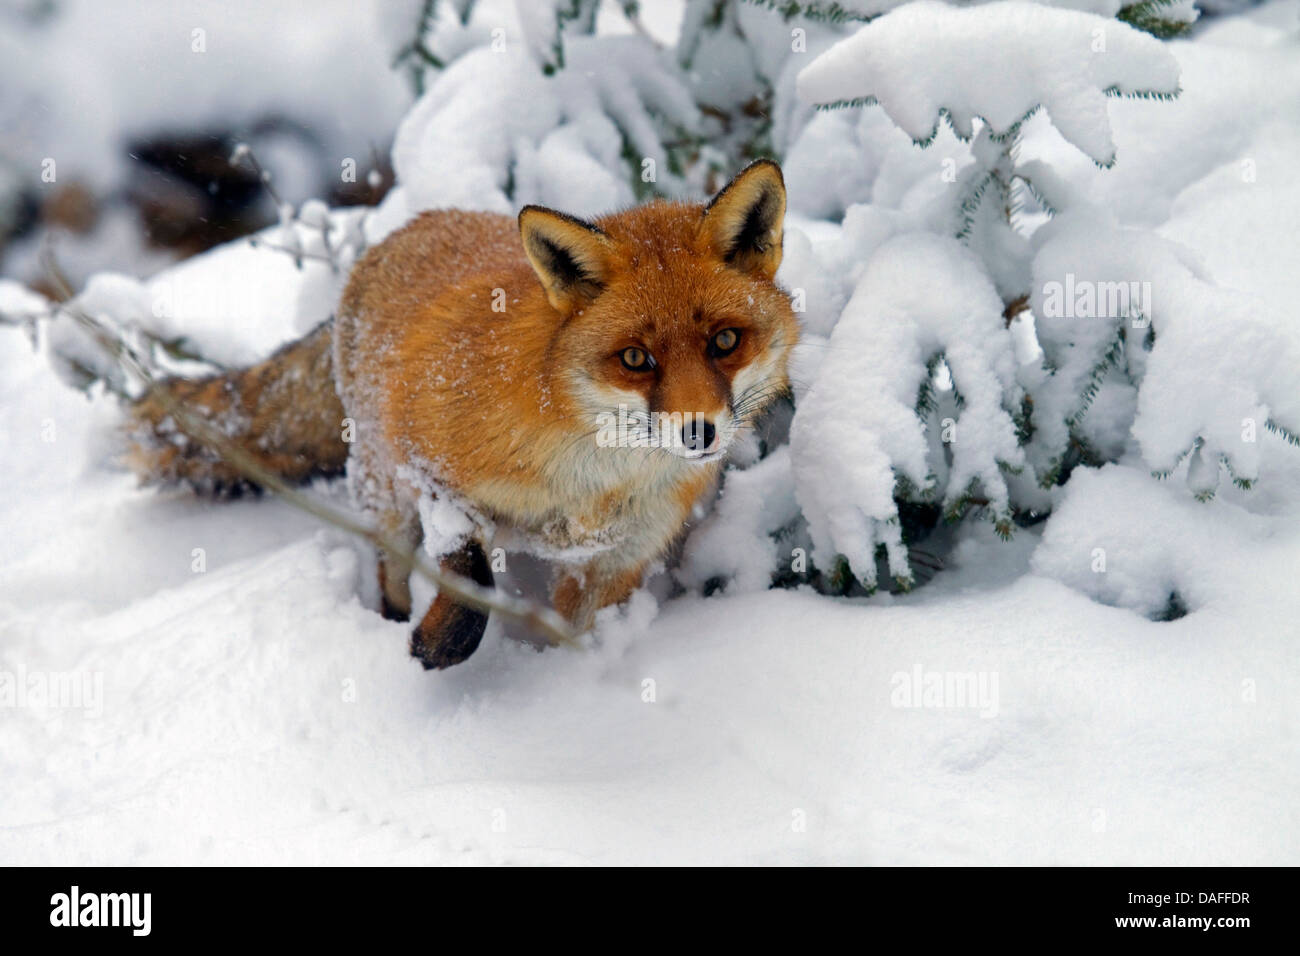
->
(231, 142), (364, 275)
(246, 237), (340, 267)
(229, 142), (285, 210)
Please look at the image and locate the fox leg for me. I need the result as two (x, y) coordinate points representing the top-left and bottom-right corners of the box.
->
(376, 507), (421, 623)
(410, 540), (494, 670)
(551, 556), (648, 633)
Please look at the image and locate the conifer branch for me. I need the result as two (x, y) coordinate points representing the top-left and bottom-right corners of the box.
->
(744, 0), (876, 24)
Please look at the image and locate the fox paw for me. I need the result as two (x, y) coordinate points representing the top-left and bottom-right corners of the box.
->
(409, 603), (488, 670)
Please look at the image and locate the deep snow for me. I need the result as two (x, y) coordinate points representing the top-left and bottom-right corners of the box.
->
(1, 341), (1294, 862)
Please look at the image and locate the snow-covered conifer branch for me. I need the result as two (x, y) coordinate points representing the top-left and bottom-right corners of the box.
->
(796, 1), (1181, 166)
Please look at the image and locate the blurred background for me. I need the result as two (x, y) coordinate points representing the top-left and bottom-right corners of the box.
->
(0, 0), (693, 295)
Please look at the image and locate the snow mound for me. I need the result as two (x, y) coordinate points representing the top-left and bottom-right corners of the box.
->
(1031, 463), (1276, 616)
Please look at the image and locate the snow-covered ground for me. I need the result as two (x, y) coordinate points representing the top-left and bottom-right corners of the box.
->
(2, 3), (1298, 865)
(1, 338), (1295, 863)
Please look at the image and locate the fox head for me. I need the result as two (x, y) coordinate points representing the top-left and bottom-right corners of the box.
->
(519, 160), (798, 464)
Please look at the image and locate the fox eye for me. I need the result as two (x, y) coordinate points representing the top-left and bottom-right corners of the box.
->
(621, 346), (654, 371)
(710, 328), (740, 357)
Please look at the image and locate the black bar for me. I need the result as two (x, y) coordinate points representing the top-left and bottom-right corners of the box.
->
(0, 866), (1282, 943)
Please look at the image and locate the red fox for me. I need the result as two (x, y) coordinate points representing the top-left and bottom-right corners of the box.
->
(128, 160), (798, 667)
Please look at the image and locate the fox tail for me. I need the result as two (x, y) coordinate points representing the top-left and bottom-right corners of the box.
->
(124, 321), (348, 496)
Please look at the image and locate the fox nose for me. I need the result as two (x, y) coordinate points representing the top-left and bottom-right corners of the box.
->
(682, 418), (717, 452)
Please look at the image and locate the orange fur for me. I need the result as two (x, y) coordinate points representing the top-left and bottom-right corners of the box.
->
(130, 161), (799, 666)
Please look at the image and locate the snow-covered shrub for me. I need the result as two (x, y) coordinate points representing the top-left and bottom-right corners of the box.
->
(686, 0), (1300, 603)
(390, 35), (701, 217)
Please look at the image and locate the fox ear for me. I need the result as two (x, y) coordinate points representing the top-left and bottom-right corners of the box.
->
(700, 159), (785, 280)
(519, 206), (613, 313)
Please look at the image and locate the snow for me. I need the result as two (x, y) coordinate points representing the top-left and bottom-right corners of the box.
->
(1017, 10), (1300, 225)
(791, 232), (1025, 586)
(677, 448), (799, 594)
(1029, 208), (1300, 487)
(390, 36), (699, 220)
(1, 0), (1299, 865)
(30, 206), (366, 383)
(412, 478), (479, 561)
(797, 1), (1182, 165)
